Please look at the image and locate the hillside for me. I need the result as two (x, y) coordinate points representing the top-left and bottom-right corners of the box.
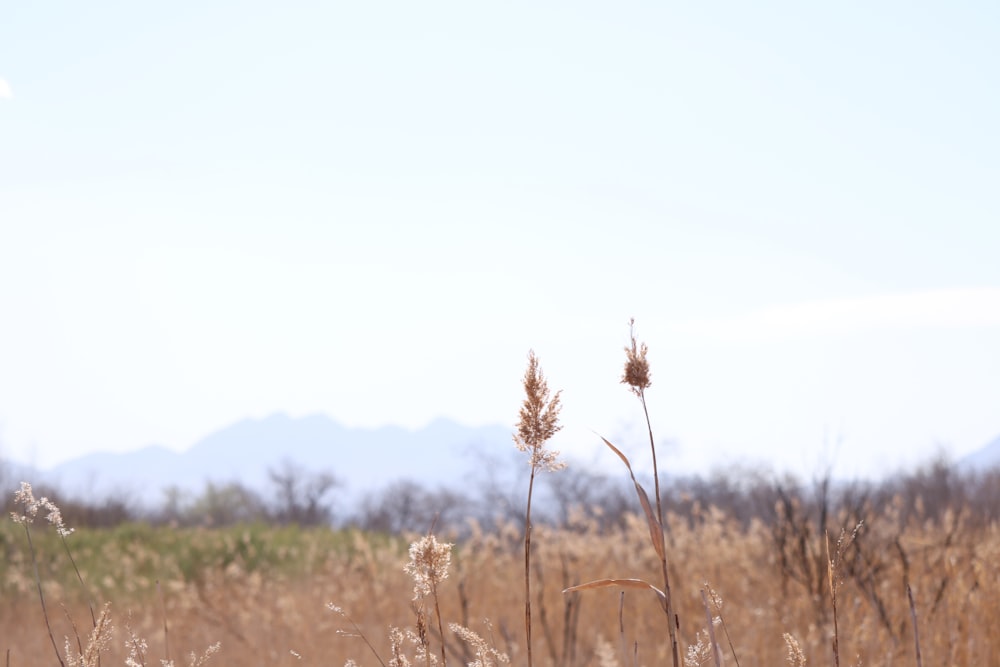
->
(37, 413), (517, 509)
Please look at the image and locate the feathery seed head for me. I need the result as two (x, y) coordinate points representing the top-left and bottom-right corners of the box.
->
(704, 584), (723, 611)
(514, 350), (565, 472)
(404, 534), (452, 600)
(10, 481), (73, 536)
(11, 481), (37, 524)
(783, 632), (806, 667)
(450, 622), (510, 667)
(45, 502), (72, 536)
(124, 626), (149, 667)
(185, 642), (222, 667)
(684, 628), (712, 667)
(66, 602), (113, 667)
(621, 318), (651, 397)
(388, 627), (410, 667)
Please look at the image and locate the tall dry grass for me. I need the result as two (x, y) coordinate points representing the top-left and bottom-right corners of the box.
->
(4, 491), (1000, 665)
(513, 350), (565, 667)
(4, 321), (1000, 665)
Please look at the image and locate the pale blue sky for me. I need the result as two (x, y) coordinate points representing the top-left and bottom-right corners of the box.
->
(1, 2), (998, 479)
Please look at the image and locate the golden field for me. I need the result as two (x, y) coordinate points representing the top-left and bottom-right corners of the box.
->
(4, 484), (999, 667)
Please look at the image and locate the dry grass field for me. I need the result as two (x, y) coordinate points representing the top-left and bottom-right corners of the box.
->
(4, 493), (999, 666)
(4, 326), (998, 666)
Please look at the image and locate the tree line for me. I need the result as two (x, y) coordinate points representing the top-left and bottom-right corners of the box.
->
(1, 452), (998, 535)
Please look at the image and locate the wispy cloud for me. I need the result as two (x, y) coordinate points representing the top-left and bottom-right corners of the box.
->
(0, 78), (11, 99)
(674, 287), (1000, 341)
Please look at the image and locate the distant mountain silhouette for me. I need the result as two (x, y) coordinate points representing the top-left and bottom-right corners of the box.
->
(38, 413), (516, 509)
(957, 434), (1000, 472)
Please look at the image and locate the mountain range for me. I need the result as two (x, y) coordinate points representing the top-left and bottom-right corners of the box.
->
(4, 413), (999, 512)
(23, 413), (520, 510)
(956, 433), (1000, 472)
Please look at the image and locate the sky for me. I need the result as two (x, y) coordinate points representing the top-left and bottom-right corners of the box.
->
(1, 2), (998, 481)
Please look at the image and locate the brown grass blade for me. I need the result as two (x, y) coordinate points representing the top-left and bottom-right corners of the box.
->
(632, 480), (665, 560)
(563, 578), (666, 604)
(600, 436), (634, 471)
(598, 435), (666, 560)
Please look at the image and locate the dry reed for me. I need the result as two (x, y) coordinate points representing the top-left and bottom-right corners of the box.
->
(513, 350), (564, 667)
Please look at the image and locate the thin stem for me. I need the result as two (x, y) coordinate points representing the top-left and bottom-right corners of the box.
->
(431, 579), (447, 667)
(708, 593), (741, 667)
(524, 463), (538, 667)
(334, 608), (387, 667)
(62, 602), (84, 659)
(59, 534), (97, 630)
(638, 388), (679, 667)
(827, 533), (840, 667)
(907, 585), (923, 667)
(23, 524), (66, 667)
(700, 589), (722, 667)
(618, 591), (628, 667)
(639, 390), (663, 527)
(128, 633), (147, 667)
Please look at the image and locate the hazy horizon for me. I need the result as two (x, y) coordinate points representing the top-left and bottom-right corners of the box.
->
(4, 409), (997, 487)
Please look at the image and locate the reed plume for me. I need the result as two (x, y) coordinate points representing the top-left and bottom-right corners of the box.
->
(514, 350), (564, 667)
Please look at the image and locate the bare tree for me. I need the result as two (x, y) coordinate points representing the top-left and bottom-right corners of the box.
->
(542, 466), (633, 530)
(267, 459), (339, 525)
(186, 481), (268, 526)
(354, 479), (472, 535)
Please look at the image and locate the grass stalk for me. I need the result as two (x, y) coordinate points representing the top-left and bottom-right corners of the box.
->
(623, 320), (679, 667)
(19, 510), (67, 667)
(524, 464), (537, 667)
(826, 533), (841, 667)
(907, 584), (923, 667)
(827, 521), (862, 667)
(514, 350), (564, 667)
(58, 532), (97, 630)
(618, 591), (628, 667)
(642, 391), (679, 667)
(700, 589), (723, 667)
(563, 322), (683, 667)
(329, 604), (388, 667)
(430, 577), (448, 667)
(704, 586), (741, 667)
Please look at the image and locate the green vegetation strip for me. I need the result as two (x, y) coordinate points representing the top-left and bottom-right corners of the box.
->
(1, 522), (398, 599)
